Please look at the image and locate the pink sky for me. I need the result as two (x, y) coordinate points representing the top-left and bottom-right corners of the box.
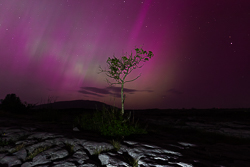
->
(0, 0), (250, 109)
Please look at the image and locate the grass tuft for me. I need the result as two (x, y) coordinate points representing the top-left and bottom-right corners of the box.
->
(64, 142), (75, 155)
(26, 145), (51, 160)
(110, 139), (121, 151)
(93, 146), (112, 155)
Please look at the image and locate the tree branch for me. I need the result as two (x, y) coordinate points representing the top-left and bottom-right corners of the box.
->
(123, 73), (142, 83)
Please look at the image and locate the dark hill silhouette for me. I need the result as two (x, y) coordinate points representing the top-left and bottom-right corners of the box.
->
(33, 100), (121, 111)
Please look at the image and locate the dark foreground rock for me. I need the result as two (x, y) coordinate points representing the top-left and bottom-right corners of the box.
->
(0, 126), (196, 167)
(0, 109), (250, 166)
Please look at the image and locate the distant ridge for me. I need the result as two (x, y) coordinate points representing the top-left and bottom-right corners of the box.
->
(33, 100), (121, 111)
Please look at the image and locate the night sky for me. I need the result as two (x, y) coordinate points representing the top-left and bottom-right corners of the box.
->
(0, 0), (250, 110)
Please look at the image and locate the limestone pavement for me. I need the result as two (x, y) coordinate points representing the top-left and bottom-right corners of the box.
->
(0, 126), (195, 167)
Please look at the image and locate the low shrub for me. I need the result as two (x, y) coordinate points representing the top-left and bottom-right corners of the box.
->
(0, 94), (36, 114)
(0, 94), (26, 113)
(74, 104), (147, 139)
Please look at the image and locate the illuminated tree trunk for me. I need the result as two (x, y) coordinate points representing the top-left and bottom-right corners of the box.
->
(121, 81), (125, 115)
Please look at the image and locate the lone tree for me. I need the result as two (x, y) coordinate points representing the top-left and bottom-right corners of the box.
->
(98, 47), (154, 116)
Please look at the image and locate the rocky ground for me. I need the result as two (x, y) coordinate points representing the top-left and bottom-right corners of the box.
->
(0, 108), (250, 167)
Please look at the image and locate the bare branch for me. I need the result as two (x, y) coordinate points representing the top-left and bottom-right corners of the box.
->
(123, 73), (142, 83)
(136, 63), (144, 68)
(106, 78), (121, 85)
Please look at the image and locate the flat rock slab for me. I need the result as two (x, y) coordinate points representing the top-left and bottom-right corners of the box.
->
(0, 126), (195, 166)
(0, 111), (250, 166)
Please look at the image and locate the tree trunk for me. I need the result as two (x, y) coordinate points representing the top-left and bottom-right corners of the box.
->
(121, 81), (124, 115)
